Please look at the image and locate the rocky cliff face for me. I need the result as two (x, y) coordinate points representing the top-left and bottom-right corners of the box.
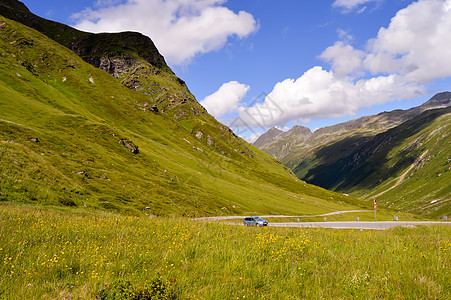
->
(66, 30), (199, 112)
(68, 31), (169, 76)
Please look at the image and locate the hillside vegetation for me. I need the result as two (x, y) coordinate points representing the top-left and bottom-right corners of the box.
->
(254, 93), (451, 218)
(0, 14), (369, 216)
(293, 107), (451, 218)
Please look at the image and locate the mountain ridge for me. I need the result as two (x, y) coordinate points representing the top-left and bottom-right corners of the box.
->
(0, 0), (202, 115)
(294, 106), (451, 218)
(253, 93), (451, 218)
(0, 5), (368, 216)
(254, 92), (451, 167)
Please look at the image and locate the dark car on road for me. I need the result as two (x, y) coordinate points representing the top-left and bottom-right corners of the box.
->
(243, 216), (268, 227)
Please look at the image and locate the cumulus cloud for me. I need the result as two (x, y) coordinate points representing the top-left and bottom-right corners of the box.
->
(333, 0), (381, 13)
(239, 67), (423, 128)
(72, 0), (258, 65)
(238, 0), (450, 129)
(364, 0), (451, 83)
(200, 81), (249, 118)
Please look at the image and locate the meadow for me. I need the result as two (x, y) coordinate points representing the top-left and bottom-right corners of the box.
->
(0, 203), (449, 299)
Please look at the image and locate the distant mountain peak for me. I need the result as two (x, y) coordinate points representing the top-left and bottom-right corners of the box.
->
(422, 91), (451, 107)
(253, 127), (284, 148)
(288, 125), (312, 136)
(254, 92), (451, 167)
(268, 127), (283, 133)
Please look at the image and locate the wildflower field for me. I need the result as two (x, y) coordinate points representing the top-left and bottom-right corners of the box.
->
(0, 204), (450, 299)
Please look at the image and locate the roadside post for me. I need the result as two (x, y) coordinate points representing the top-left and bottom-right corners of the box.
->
(373, 198), (377, 221)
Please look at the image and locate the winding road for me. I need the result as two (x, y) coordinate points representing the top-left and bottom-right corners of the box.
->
(194, 210), (371, 221)
(194, 210), (450, 230)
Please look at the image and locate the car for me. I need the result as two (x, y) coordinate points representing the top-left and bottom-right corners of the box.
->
(243, 216), (268, 227)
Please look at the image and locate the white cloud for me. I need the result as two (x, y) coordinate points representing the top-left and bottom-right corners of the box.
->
(200, 81), (249, 118)
(333, 0), (381, 13)
(238, 67), (423, 128)
(239, 0), (450, 128)
(364, 0), (451, 83)
(72, 0), (258, 65)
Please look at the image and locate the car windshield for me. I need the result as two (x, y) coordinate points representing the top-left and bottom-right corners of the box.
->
(253, 217), (262, 220)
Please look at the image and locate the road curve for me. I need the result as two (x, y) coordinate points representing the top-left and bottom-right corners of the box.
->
(193, 210), (371, 221)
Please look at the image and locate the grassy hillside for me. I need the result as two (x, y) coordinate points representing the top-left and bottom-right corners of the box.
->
(360, 110), (451, 218)
(0, 16), (370, 216)
(294, 107), (451, 218)
(1, 204), (449, 299)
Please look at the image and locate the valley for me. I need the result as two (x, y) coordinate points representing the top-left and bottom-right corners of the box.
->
(255, 95), (451, 218)
(0, 1), (450, 299)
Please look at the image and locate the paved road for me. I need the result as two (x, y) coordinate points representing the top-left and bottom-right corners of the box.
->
(267, 221), (451, 230)
(194, 212), (450, 230)
(194, 210), (371, 221)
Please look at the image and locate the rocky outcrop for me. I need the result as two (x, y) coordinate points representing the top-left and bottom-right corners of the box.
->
(119, 138), (139, 154)
(67, 30), (203, 113)
(67, 31), (169, 73)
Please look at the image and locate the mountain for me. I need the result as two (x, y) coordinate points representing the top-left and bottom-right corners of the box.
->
(254, 94), (451, 218)
(0, 0), (201, 116)
(0, 2), (366, 216)
(254, 92), (451, 169)
(295, 106), (451, 218)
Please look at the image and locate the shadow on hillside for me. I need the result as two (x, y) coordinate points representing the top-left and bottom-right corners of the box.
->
(294, 106), (451, 192)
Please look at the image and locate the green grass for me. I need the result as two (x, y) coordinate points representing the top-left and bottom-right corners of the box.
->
(358, 110), (451, 218)
(0, 15), (371, 217)
(292, 108), (451, 219)
(1, 204), (449, 299)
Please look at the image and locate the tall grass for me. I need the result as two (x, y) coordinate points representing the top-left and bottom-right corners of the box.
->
(0, 204), (449, 299)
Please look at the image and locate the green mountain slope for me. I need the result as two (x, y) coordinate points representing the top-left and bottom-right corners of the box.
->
(0, 0), (256, 161)
(254, 93), (451, 170)
(293, 107), (451, 218)
(0, 15), (368, 216)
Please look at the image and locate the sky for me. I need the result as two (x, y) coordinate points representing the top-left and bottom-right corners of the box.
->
(21, 0), (451, 141)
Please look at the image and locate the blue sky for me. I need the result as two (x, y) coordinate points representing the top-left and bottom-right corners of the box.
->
(21, 0), (451, 140)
